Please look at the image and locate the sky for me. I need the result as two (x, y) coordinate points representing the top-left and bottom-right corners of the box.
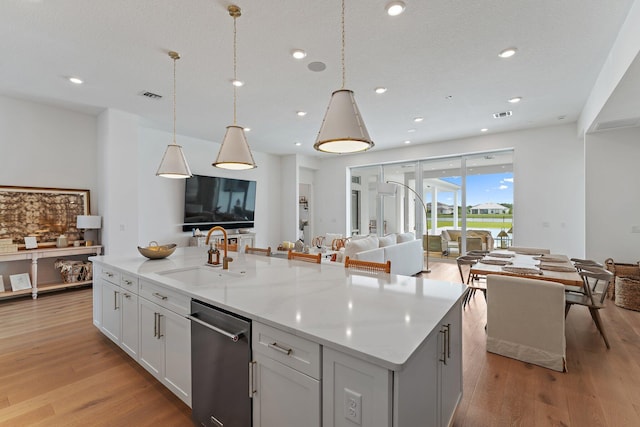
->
(434, 172), (513, 207)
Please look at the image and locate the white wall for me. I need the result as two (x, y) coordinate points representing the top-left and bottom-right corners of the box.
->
(314, 123), (586, 257)
(585, 127), (640, 263)
(137, 126), (282, 250)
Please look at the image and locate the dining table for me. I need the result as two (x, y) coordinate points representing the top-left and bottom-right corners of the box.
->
(469, 250), (583, 287)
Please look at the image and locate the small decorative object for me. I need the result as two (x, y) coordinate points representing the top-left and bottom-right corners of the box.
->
(138, 241), (177, 259)
(24, 236), (38, 249)
(54, 259), (93, 283)
(10, 273), (32, 291)
(56, 235), (68, 248)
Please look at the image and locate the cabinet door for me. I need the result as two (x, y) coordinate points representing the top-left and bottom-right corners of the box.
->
(138, 298), (164, 380)
(162, 307), (191, 406)
(439, 302), (462, 427)
(120, 291), (139, 360)
(100, 281), (121, 343)
(254, 353), (320, 427)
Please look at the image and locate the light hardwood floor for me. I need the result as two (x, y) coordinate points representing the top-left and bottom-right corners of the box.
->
(1, 263), (639, 426)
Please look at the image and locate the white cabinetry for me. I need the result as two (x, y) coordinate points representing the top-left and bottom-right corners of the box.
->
(99, 267), (139, 359)
(138, 279), (191, 407)
(252, 322), (321, 427)
(323, 300), (462, 427)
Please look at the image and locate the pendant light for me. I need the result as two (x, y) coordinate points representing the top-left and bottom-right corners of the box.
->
(156, 51), (193, 179)
(213, 5), (257, 170)
(314, 0), (374, 154)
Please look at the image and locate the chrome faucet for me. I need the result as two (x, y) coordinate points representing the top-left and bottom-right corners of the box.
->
(205, 226), (233, 270)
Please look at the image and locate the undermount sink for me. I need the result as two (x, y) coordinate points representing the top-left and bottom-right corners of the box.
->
(157, 265), (246, 286)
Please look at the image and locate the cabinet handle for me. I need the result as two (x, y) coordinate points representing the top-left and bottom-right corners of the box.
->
(114, 291), (119, 310)
(439, 329), (447, 364)
(445, 323), (451, 359)
(124, 279), (133, 286)
(268, 342), (292, 356)
(153, 292), (168, 301)
(105, 272), (114, 277)
(248, 361), (256, 398)
(156, 313), (163, 339)
(123, 293), (131, 299)
(153, 312), (159, 338)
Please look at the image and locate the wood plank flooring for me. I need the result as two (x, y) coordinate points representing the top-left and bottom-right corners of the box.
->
(1, 262), (639, 426)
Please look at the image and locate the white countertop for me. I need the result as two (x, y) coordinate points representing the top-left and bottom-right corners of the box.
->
(91, 247), (465, 370)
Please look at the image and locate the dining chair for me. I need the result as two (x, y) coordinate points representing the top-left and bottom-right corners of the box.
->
(565, 268), (614, 349)
(288, 250), (321, 264)
(468, 250), (490, 257)
(245, 246), (272, 256)
(456, 255), (485, 308)
(344, 256), (391, 274)
(486, 274), (566, 371)
(570, 258), (603, 268)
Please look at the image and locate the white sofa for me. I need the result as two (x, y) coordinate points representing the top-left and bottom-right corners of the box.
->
(337, 233), (424, 276)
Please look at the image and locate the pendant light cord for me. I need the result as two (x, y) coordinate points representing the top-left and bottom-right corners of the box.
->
(341, 0), (346, 89)
(233, 14), (238, 125)
(173, 55), (177, 144)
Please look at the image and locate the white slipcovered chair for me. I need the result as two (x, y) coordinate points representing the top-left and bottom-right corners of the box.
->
(486, 275), (566, 372)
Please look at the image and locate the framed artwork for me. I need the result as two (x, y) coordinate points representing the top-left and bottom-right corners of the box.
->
(10, 273), (32, 291)
(0, 186), (90, 247)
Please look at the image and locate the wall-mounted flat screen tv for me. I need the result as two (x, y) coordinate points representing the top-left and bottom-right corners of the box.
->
(183, 175), (256, 231)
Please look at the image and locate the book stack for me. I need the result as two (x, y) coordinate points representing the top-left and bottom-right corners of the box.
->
(0, 238), (18, 254)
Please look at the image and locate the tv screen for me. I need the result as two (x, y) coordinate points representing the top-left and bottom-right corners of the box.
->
(183, 175), (256, 231)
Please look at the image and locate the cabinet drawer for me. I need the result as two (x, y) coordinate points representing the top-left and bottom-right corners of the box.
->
(101, 266), (121, 285)
(253, 322), (321, 380)
(120, 273), (139, 294)
(139, 279), (190, 315)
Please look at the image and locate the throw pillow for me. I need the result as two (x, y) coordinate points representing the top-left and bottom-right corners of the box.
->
(378, 234), (396, 247)
(441, 229), (451, 241)
(396, 232), (415, 243)
(344, 235), (379, 259)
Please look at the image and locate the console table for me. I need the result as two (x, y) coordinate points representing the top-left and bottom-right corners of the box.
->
(0, 245), (102, 300)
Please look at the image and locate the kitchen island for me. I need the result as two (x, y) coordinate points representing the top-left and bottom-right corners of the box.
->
(91, 247), (466, 427)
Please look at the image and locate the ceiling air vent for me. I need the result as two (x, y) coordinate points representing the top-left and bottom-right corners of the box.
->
(493, 111), (512, 119)
(139, 91), (163, 100)
(593, 117), (640, 132)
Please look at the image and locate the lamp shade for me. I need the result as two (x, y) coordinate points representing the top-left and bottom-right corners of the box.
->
(156, 144), (192, 178)
(213, 125), (257, 170)
(497, 230), (509, 238)
(314, 89), (374, 154)
(377, 182), (398, 196)
(77, 215), (102, 229)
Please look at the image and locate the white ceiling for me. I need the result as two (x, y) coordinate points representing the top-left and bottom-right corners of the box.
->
(0, 0), (636, 157)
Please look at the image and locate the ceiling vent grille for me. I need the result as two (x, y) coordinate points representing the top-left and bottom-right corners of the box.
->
(140, 91), (163, 100)
(493, 111), (512, 119)
(593, 117), (640, 132)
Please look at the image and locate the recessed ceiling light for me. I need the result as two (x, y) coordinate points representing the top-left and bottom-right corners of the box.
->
(508, 97), (522, 103)
(404, 140), (411, 144)
(291, 49), (307, 59)
(413, 117), (424, 123)
(232, 79), (244, 87)
(296, 111), (307, 117)
(243, 127), (251, 132)
(375, 87), (387, 94)
(498, 47), (517, 58)
(386, 1), (406, 16)
(294, 142), (302, 146)
(69, 77), (83, 85)
(481, 128), (489, 132)
(407, 129), (416, 133)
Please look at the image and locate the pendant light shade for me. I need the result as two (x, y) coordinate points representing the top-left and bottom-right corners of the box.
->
(314, 89), (373, 153)
(314, 0), (374, 154)
(213, 125), (256, 170)
(213, 5), (257, 170)
(156, 51), (192, 179)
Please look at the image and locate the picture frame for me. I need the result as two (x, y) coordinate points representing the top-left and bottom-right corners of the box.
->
(0, 186), (90, 247)
(10, 273), (32, 291)
(24, 236), (38, 249)
(0, 275), (5, 292)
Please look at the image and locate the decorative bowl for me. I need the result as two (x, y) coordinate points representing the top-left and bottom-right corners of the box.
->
(137, 241), (177, 259)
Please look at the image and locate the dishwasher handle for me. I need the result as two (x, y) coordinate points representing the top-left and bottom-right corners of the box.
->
(187, 314), (244, 342)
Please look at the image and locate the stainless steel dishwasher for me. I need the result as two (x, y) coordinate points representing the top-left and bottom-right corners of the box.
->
(188, 299), (252, 427)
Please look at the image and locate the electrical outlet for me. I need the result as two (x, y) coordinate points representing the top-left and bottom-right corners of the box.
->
(344, 388), (362, 425)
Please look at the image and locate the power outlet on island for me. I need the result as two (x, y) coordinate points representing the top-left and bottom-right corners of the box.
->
(344, 388), (362, 425)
